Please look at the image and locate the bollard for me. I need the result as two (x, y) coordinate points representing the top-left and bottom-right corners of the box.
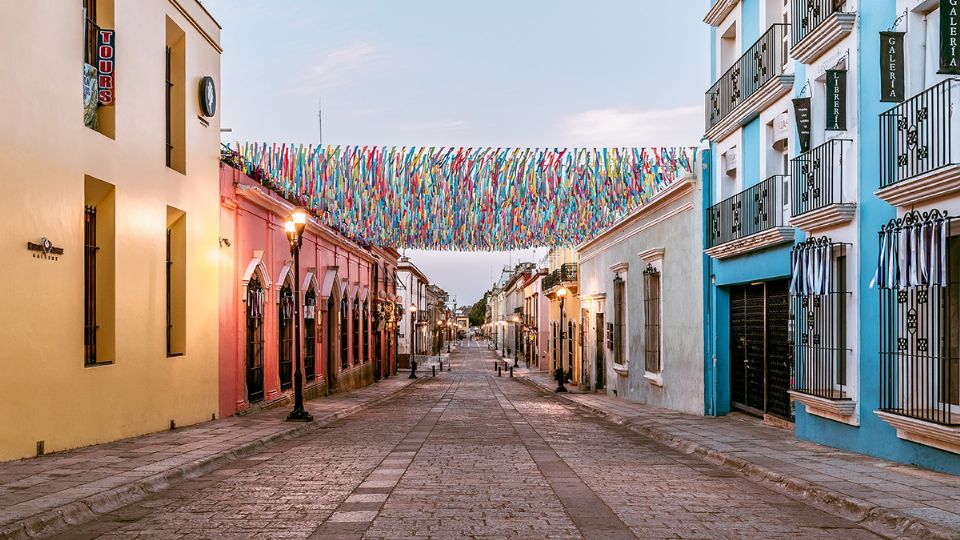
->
(439, 360), (443, 372)
(509, 366), (513, 378)
(432, 366), (436, 377)
(497, 365), (501, 377)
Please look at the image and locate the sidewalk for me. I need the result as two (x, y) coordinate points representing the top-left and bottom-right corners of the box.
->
(520, 371), (960, 540)
(0, 375), (426, 540)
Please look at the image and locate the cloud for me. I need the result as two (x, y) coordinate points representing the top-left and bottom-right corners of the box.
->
(559, 105), (703, 147)
(312, 42), (378, 88)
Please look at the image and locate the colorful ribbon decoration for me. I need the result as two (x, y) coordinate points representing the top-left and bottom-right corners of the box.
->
(222, 143), (698, 251)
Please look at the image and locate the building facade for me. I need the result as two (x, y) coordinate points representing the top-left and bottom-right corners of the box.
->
(578, 168), (705, 413)
(522, 270), (549, 369)
(397, 257), (429, 367)
(0, 0), (222, 461)
(543, 249), (582, 385)
(705, 0), (960, 473)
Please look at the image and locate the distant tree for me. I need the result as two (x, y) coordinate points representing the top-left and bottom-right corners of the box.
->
(468, 294), (488, 327)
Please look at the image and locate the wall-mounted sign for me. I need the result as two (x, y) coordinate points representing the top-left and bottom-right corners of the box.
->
(97, 29), (115, 105)
(793, 97), (812, 153)
(773, 112), (790, 147)
(880, 32), (905, 102)
(27, 237), (64, 261)
(826, 70), (847, 131)
(199, 76), (216, 117)
(941, 0), (960, 74)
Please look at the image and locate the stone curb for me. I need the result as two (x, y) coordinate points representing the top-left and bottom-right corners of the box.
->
(517, 375), (958, 540)
(0, 377), (429, 540)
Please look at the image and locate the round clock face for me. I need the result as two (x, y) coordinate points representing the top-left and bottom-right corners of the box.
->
(199, 76), (216, 117)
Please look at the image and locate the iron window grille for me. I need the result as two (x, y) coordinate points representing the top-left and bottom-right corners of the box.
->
(165, 229), (175, 357)
(362, 301), (369, 363)
(84, 205), (98, 366)
(304, 289), (316, 381)
(878, 210), (960, 425)
(246, 277), (265, 402)
(568, 320), (575, 377)
(165, 46), (173, 168)
(278, 284), (294, 390)
(82, 2), (100, 65)
(644, 264), (662, 374)
(614, 275), (626, 365)
(880, 79), (960, 189)
(353, 298), (360, 365)
(792, 0), (847, 47)
(791, 139), (851, 217)
(706, 24), (790, 132)
(340, 297), (349, 369)
(706, 175), (788, 248)
(790, 237), (852, 400)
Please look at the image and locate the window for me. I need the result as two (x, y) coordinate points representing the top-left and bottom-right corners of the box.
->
(166, 207), (186, 357)
(614, 275), (626, 365)
(304, 289), (316, 381)
(165, 18), (185, 173)
(644, 265), (662, 374)
(84, 176), (115, 365)
(340, 297), (349, 369)
(567, 320), (575, 378)
(278, 283), (294, 390)
(362, 300), (369, 363)
(246, 277), (265, 402)
(353, 298), (360, 365)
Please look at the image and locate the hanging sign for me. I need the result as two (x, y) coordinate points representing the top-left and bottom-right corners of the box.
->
(941, 0), (960, 74)
(97, 29), (115, 105)
(880, 32), (905, 102)
(793, 97), (813, 153)
(826, 70), (847, 131)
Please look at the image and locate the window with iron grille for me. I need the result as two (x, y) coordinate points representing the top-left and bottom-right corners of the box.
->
(165, 46), (172, 168)
(614, 275), (626, 365)
(278, 284), (294, 390)
(353, 298), (360, 365)
(644, 265), (662, 374)
(83, 0), (99, 65)
(84, 205), (98, 366)
(304, 289), (316, 381)
(340, 297), (349, 369)
(246, 277), (265, 402)
(568, 320), (575, 377)
(362, 301), (369, 363)
(878, 210), (960, 425)
(790, 237), (851, 400)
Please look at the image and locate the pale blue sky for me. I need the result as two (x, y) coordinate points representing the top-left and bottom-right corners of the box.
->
(205, 0), (710, 306)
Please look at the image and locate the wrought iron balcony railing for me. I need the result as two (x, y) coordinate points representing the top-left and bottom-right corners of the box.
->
(542, 263), (578, 291)
(880, 79), (960, 189)
(791, 139), (851, 217)
(706, 175), (788, 249)
(706, 24), (790, 133)
(792, 0), (845, 46)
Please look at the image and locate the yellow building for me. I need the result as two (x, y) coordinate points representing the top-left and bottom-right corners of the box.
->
(0, 1), (222, 461)
(543, 248), (582, 386)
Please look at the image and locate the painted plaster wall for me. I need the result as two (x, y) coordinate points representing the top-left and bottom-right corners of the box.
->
(0, 1), (222, 461)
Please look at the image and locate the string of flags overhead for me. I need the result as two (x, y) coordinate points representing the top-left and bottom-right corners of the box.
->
(223, 143), (698, 251)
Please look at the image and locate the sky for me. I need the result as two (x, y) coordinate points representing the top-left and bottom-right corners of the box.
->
(205, 0), (710, 306)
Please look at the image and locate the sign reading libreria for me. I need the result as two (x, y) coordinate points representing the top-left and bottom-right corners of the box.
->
(880, 32), (905, 102)
(942, 0), (960, 74)
(826, 70), (847, 131)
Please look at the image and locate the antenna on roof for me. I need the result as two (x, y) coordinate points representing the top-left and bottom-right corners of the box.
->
(318, 96), (323, 147)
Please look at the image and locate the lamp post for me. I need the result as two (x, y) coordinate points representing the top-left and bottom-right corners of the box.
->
(555, 287), (568, 393)
(446, 321), (452, 353)
(285, 209), (313, 422)
(512, 315), (521, 368)
(408, 304), (418, 378)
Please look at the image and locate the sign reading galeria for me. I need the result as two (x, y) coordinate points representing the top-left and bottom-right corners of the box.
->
(942, 0), (960, 74)
(880, 32), (905, 102)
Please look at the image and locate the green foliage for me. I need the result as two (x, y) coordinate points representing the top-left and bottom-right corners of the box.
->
(468, 295), (488, 327)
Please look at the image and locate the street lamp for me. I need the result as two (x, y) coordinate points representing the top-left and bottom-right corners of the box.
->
(446, 321), (452, 353)
(408, 304), (418, 379)
(512, 314), (521, 368)
(555, 287), (568, 393)
(285, 209), (313, 422)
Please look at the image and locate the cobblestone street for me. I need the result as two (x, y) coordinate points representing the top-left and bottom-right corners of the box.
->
(41, 343), (879, 539)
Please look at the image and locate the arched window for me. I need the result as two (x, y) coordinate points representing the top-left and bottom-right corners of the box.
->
(278, 282), (294, 391)
(304, 288), (317, 381)
(353, 297), (360, 365)
(246, 276), (265, 402)
(340, 296), (349, 369)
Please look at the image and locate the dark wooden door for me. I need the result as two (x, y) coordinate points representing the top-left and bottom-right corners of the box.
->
(766, 280), (792, 419)
(595, 312), (605, 390)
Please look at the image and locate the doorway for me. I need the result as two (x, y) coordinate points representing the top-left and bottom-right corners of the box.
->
(326, 295), (337, 392)
(245, 277), (265, 402)
(595, 312), (605, 390)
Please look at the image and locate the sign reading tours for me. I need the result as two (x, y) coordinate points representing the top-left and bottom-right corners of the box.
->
(880, 32), (905, 102)
(942, 0), (960, 73)
(97, 29), (115, 105)
(826, 70), (847, 131)
(793, 97), (812, 153)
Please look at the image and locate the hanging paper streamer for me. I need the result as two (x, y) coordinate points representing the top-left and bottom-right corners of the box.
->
(221, 143), (698, 251)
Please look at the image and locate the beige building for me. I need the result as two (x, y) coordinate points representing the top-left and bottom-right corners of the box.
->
(0, 1), (222, 461)
(543, 248), (581, 385)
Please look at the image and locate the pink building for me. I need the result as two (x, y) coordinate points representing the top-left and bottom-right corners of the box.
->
(523, 269), (550, 370)
(218, 162), (401, 418)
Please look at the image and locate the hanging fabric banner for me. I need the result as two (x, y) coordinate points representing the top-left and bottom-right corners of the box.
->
(793, 98), (813, 153)
(941, 0), (960, 74)
(880, 32), (905, 102)
(826, 70), (847, 131)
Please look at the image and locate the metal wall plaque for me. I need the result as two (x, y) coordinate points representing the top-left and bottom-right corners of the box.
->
(826, 70), (847, 131)
(27, 237), (64, 260)
(880, 32), (905, 102)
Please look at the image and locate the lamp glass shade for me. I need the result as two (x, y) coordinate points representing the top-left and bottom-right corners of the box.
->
(284, 220), (296, 234)
(557, 287), (568, 298)
(292, 209), (308, 225)
(409, 305), (418, 313)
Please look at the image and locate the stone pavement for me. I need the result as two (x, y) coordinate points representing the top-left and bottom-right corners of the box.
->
(520, 369), (960, 539)
(24, 341), (888, 539)
(0, 374), (424, 540)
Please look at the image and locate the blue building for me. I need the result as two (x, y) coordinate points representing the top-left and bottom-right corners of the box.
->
(703, 0), (960, 474)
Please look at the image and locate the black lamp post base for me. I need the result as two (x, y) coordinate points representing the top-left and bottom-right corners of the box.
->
(555, 385), (568, 393)
(286, 408), (314, 422)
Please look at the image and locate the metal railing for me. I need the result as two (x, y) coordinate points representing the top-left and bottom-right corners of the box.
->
(706, 175), (788, 249)
(791, 139), (851, 217)
(84, 15), (101, 65)
(878, 210), (960, 425)
(792, 0), (847, 46)
(543, 263), (578, 291)
(706, 24), (790, 132)
(790, 237), (851, 400)
(880, 79), (960, 189)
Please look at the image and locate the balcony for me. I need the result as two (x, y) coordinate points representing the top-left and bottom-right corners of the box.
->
(705, 175), (794, 259)
(877, 79), (960, 207)
(705, 24), (793, 142)
(789, 139), (855, 231)
(542, 263), (578, 293)
(790, 0), (856, 64)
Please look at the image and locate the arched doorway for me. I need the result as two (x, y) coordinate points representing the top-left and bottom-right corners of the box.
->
(245, 276), (265, 402)
(326, 293), (339, 392)
(278, 280), (294, 391)
(304, 287), (317, 383)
